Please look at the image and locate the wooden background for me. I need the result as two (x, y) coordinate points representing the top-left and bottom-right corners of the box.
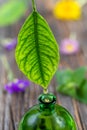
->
(0, 1), (87, 130)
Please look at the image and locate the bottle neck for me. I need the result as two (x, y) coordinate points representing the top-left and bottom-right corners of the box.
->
(38, 93), (56, 112)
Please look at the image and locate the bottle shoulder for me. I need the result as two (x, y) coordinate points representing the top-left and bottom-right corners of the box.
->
(19, 103), (77, 130)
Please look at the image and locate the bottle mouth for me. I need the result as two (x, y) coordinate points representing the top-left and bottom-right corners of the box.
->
(38, 93), (56, 104)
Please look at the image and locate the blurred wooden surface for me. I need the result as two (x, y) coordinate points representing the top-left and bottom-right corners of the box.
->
(0, 2), (87, 130)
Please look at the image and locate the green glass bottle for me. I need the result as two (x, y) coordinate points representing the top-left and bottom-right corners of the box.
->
(18, 93), (77, 130)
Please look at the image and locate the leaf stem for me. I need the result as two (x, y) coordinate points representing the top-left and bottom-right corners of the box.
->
(43, 89), (48, 94)
(32, 0), (37, 12)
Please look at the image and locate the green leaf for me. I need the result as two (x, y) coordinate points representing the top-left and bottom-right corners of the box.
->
(76, 80), (87, 103)
(72, 67), (87, 86)
(57, 80), (87, 104)
(55, 69), (73, 86)
(0, 0), (28, 26)
(55, 69), (77, 97)
(72, 66), (87, 86)
(56, 67), (87, 104)
(57, 82), (77, 97)
(15, 11), (59, 89)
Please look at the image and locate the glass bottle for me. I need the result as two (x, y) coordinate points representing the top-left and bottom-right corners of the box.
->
(18, 93), (77, 130)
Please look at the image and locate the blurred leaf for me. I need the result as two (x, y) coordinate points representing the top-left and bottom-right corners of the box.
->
(56, 67), (87, 104)
(72, 67), (87, 86)
(0, 0), (28, 26)
(55, 69), (73, 86)
(76, 79), (87, 103)
(15, 11), (59, 89)
(57, 82), (76, 97)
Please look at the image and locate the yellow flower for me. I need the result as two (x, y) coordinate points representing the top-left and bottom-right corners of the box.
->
(53, 0), (81, 20)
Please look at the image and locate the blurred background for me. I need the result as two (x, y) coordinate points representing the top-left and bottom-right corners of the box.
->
(0, 0), (87, 130)
(0, 0), (87, 53)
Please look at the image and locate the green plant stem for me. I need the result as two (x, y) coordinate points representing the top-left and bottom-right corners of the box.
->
(43, 89), (48, 94)
(32, 0), (37, 12)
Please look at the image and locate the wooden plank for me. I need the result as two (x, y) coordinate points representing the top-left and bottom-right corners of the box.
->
(72, 100), (83, 130)
(0, 60), (5, 130)
(4, 94), (12, 130)
(0, 56), (16, 130)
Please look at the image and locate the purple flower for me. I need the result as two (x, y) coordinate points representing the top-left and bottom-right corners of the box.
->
(60, 38), (80, 55)
(4, 79), (30, 94)
(3, 38), (17, 50)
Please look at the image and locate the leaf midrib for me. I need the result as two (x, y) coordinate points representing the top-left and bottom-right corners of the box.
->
(33, 11), (45, 86)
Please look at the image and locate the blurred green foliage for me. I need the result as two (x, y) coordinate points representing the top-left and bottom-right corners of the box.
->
(55, 67), (87, 104)
(0, 0), (29, 26)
